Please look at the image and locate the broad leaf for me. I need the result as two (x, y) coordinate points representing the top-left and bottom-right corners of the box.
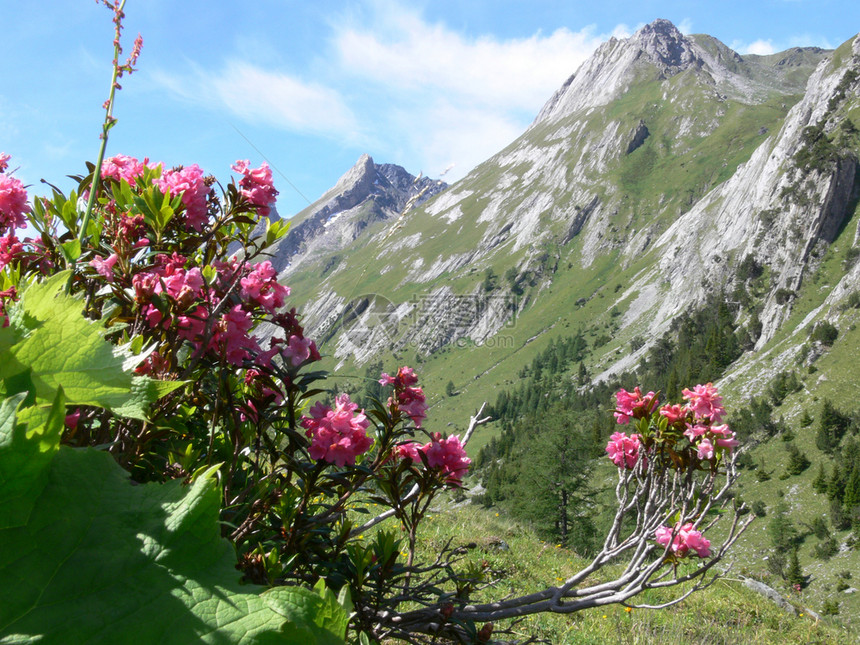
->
(0, 400), (347, 644)
(0, 273), (182, 418)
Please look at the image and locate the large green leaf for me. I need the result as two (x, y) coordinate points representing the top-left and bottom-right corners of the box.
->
(0, 399), (348, 644)
(0, 272), (182, 418)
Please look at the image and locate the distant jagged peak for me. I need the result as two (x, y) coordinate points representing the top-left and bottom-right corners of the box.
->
(631, 18), (701, 75)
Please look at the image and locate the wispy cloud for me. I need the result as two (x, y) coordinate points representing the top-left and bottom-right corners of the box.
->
(152, 61), (362, 143)
(731, 33), (836, 55)
(151, 3), (626, 181)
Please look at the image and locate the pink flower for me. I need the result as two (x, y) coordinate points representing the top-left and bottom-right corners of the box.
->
(424, 433), (471, 486)
(0, 153), (10, 173)
(380, 366), (428, 427)
(283, 334), (313, 366)
(301, 393), (374, 467)
(394, 441), (423, 462)
(155, 164), (210, 231)
(0, 233), (24, 271)
(659, 403), (687, 425)
(213, 305), (259, 365)
(655, 522), (710, 558)
(682, 383), (725, 423)
(695, 437), (715, 460)
(240, 260), (290, 313)
(614, 387), (658, 424)
(0, 171), (30, 233)
(606, 431), (643, 469)
(232, 160), (278, 216)
(89, 253), (119, 282)
(710, 424), (738, 450)
(64, 409), (81, 431)
(101, 154), (145, 184)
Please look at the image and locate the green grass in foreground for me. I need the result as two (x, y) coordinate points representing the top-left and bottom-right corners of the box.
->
(403, 502), (856, 644)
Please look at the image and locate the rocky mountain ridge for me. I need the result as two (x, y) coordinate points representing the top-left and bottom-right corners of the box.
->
(275, 20), (858, 413)
(265, 154), (446, 276)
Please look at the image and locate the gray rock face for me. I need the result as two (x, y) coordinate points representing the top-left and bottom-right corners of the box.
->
(267, 154), (446, 275)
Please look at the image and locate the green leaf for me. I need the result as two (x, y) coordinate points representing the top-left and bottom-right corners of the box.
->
(0, 397), (348, 644)
(0, 272), (183, 419)
(58, 239), (81, 263)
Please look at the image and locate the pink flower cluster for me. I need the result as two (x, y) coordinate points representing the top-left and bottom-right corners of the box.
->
(231, 160), (278, 217)
(379, 366), (428, 427)
(0, 153), (29, 234)
(301, 394), (374, 467)
(614, 386), (658, 424)
(606, 383), (738, 469)
(155, 163), (210, 231)
(606, 431), (643, 468)
(131, 253), (298, 368)
(655, 522), (711, 558)
(101, 154), (146, 184)
(395, 432), (471, 486)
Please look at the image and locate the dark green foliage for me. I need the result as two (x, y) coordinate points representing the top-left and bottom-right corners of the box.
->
(809, 320), (839, 346)
(480, 407), (601, 554)
(729, 395), (784, 441)
(785, 548), (805, 588)
(812, 462), (829, 494)
(768, 502), (799, 554)
(844, 246), (860, 271)
(821, 599), (840, 616)
(445, 380), (456, 397)
(793, 122), (840, 173)
(800, 410), (814, 428)
(813, 536), (840, 560)
(784, 442), (811, 476)
(637, 293), (743, 400)
(767, 370), (802, 406)
(752, 500), (768, 517)
(736, 254), (764, 282)
(483, 267), (498, 292)
(816, 399), (850, 453)
(774, 288), (795, 305)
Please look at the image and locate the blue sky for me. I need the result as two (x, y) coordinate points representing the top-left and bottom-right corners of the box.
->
(4, 0), (859, 216)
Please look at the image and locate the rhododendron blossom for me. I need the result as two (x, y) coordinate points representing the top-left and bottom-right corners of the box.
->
(232, 160), (278, 216)
(380, 366), (427, 427)
(605, 431), (642, 469)
(90, 253), (119, 281)
(0, 170), (30, 233)
(0, 153), (9, 173)
(155, 163), (210, 231)
(424, 433), (471, 485)
(682, 383), (725, 422)
(101, 154), (145, 184)
(0, 234), (24, 271)
(240, 261), (290, 314)
(655, 522), (711, 558)
(614, 387), (658, 424)
(301, 394), (373, 467)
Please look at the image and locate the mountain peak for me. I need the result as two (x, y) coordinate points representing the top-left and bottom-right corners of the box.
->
(632, 18), (700, 75)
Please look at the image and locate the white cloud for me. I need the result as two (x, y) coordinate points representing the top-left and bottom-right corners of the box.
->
(334, 20), (604, 113)
(152, 3), (629, 182)
(327, 3), (618, 179)
(152, 61), (362, 143)
(740, 39), (777, 55)
(731, 34), (836, 56)
(677, 19), (694, 35)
